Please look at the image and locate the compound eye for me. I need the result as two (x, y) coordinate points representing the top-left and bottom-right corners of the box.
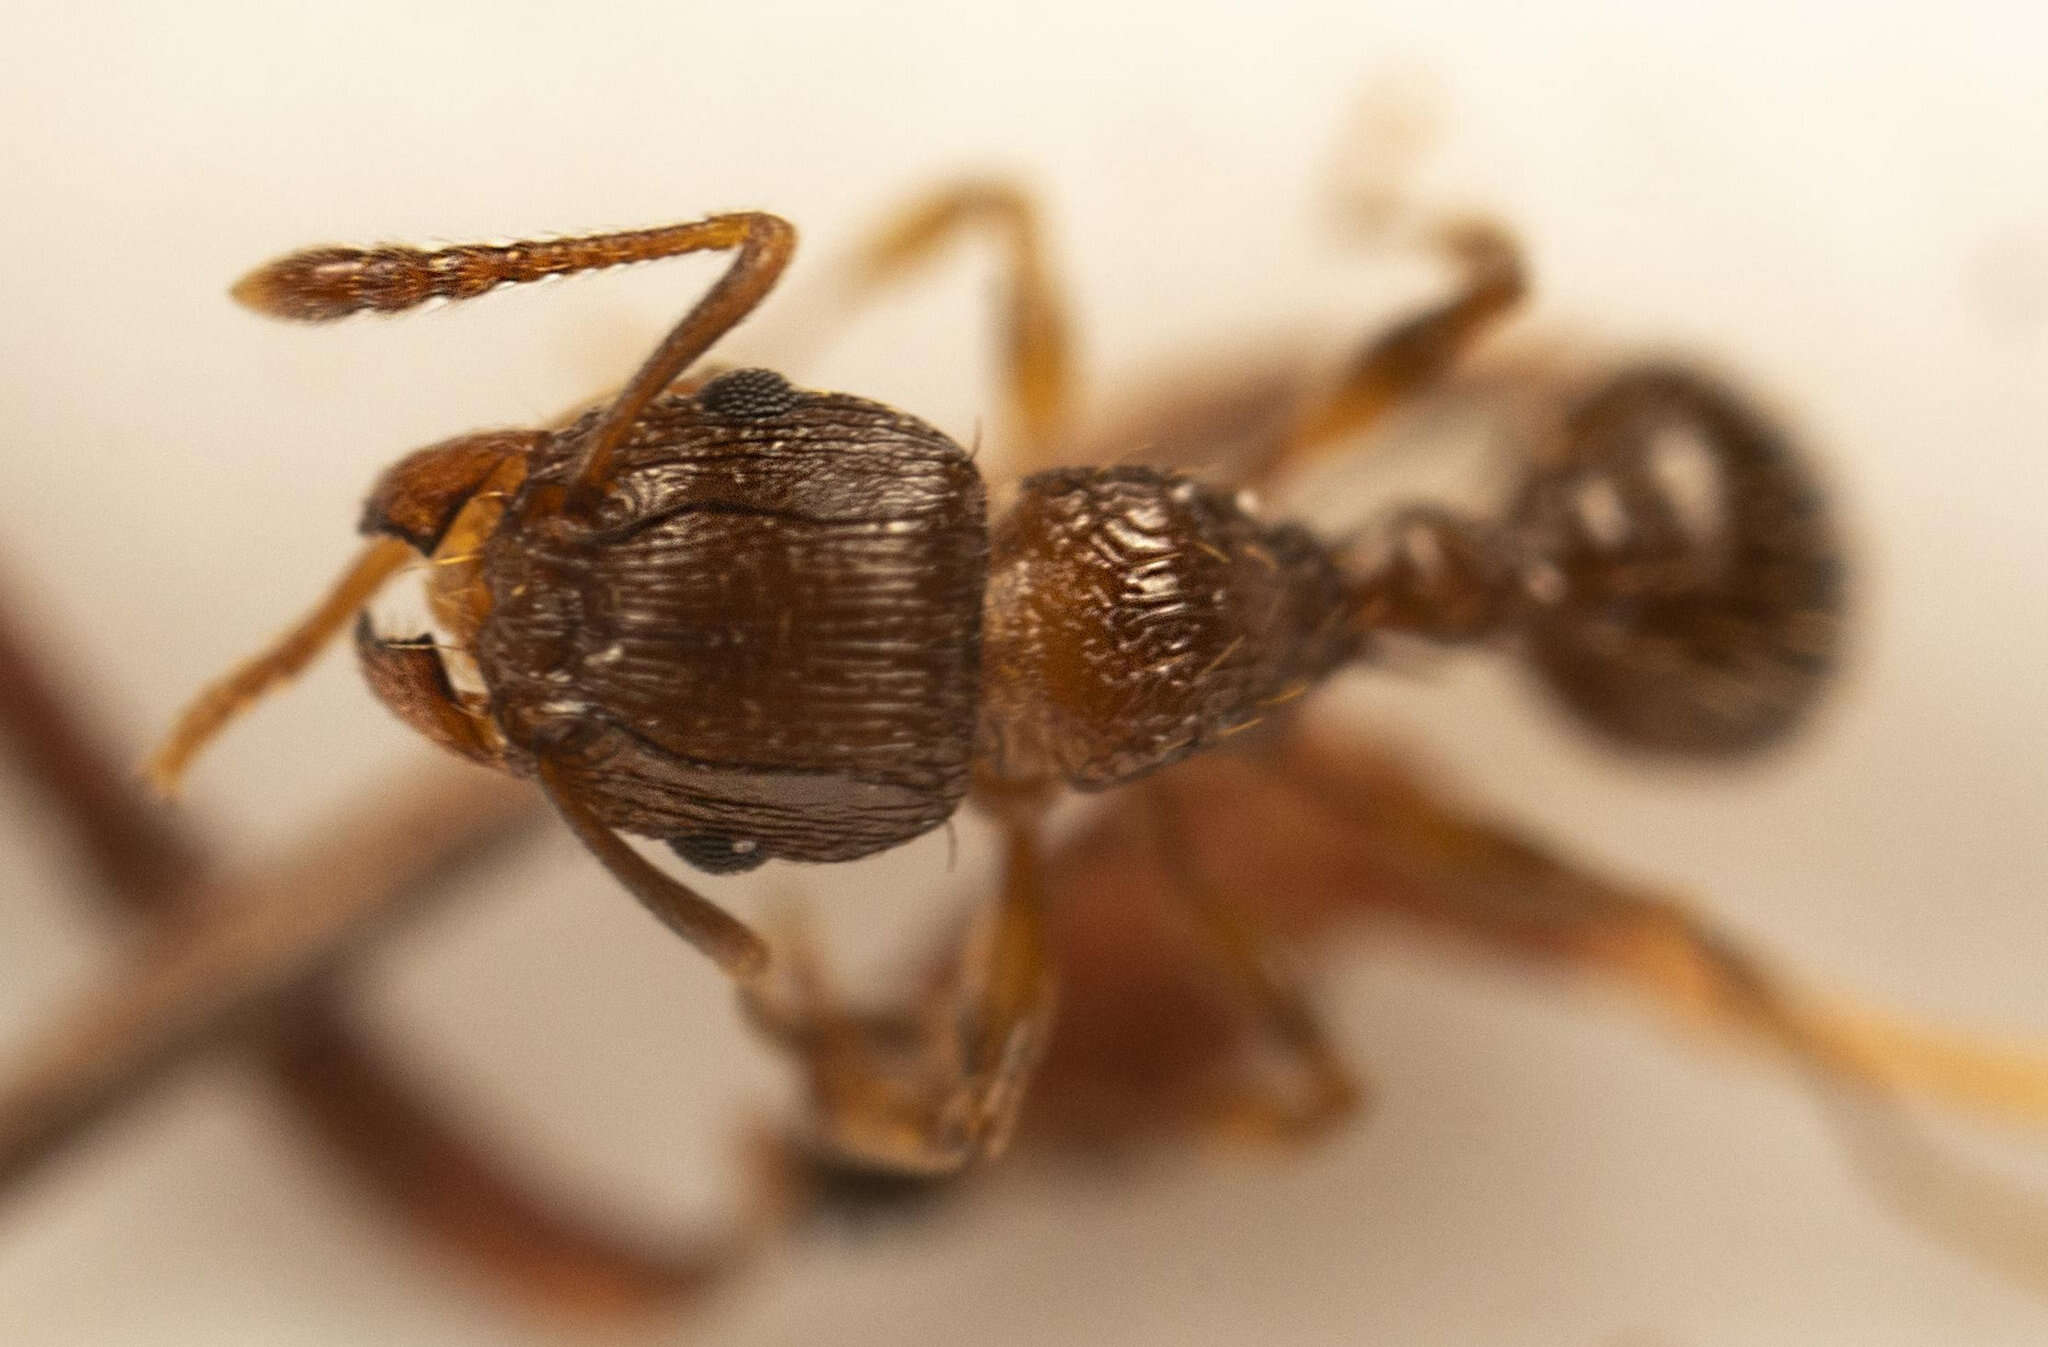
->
(698, 367), (802, 420)
(666, 833), (767, 874)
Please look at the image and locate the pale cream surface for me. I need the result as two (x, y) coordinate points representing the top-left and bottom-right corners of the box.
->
(2, 2), (2046, 1344)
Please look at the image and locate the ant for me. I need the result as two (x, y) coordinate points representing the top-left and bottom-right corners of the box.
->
(146, 175), (1842, 1182)
(2, 178), (2044, 1322)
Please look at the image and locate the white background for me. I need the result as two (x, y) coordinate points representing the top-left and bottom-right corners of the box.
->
(2, 1), (2046, 1343)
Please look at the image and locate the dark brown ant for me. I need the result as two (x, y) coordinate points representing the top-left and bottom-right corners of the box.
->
(0, 166), (2016, 1330)
(147, 181), (1842, 1179)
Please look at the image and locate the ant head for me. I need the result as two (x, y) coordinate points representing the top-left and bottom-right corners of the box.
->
(464, 379), (992, 868)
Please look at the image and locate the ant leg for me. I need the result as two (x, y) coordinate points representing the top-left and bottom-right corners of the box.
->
(233, 212), (797, 503)
(832, 180), (1075, 469)
(1236, 80), (1517, 486)
(742, 824), (1057, 1175)
(1266, 732), (2048, 1129)
(1178, 727), (2048, 1297)
(1141, 779), (1363, 1143)
(1249, 217), (1526, 489)
(737, 900), (969, 1166)
(739, 891), (957, 1058)
(535, 756), (768, 981)
(145, 535), (414, 794)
